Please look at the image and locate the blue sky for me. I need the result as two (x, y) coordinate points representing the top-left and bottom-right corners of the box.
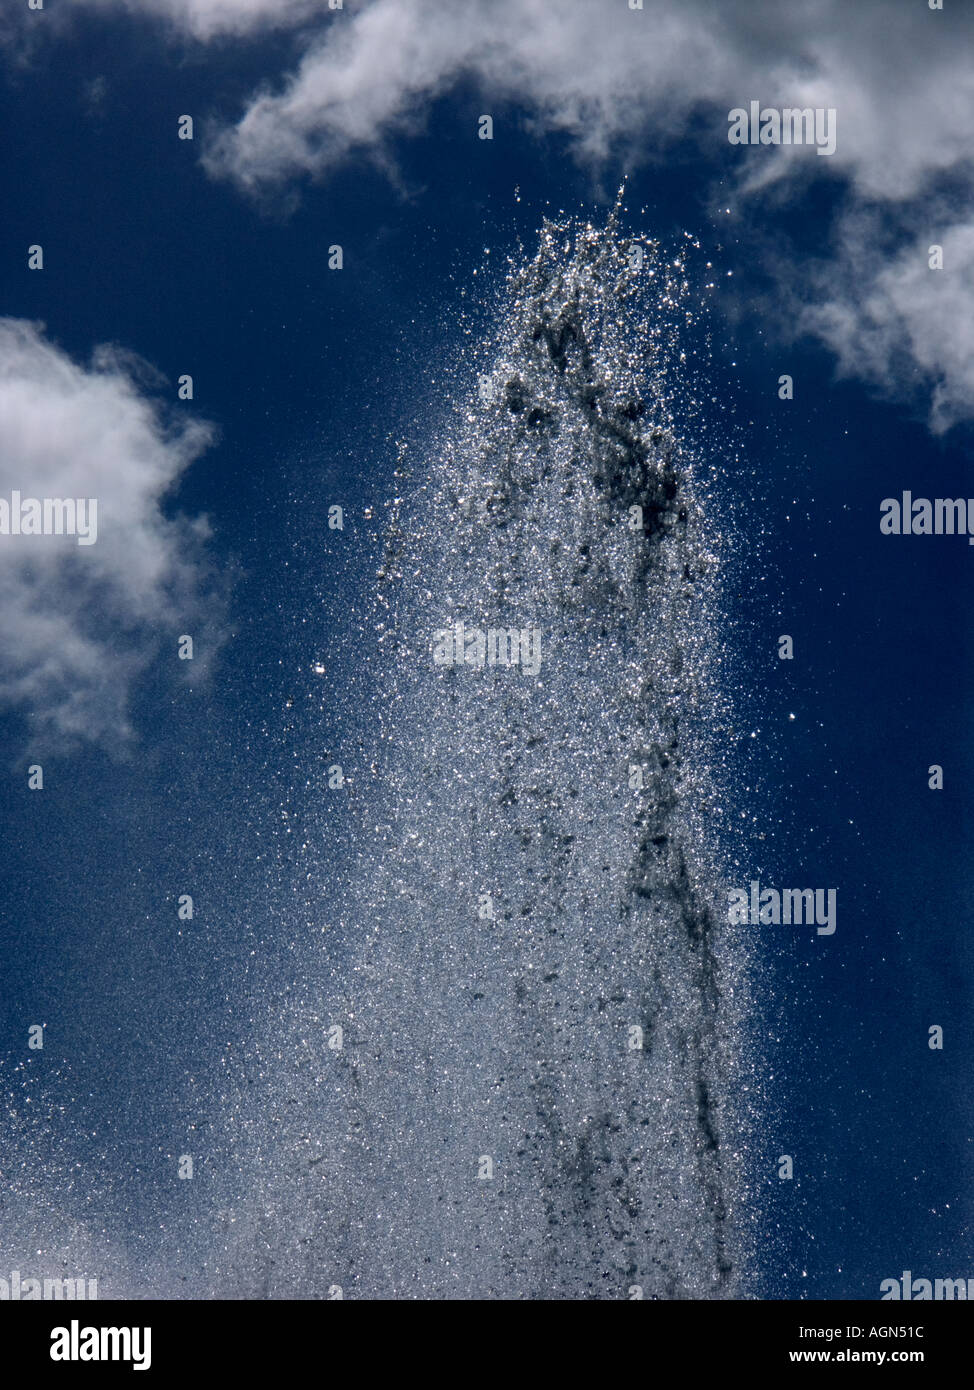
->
(0, 0), (971, 1298)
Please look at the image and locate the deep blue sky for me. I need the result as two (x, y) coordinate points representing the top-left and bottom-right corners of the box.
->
(1, 5), (971, 1299)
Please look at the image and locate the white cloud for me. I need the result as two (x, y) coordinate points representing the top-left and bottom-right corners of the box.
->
(202, 0), (791, 190)
(51, 0), (974, 200)
(200, 0), (974, 430)
(804, 218), (974, 435)
(129, 0), (969, 205)
(36, 0), (974, 426)
(0, 320), (220, 748)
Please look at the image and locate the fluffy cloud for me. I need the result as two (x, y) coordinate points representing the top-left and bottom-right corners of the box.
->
(55, 0), (968, 205)
(202, 0), (974, 432)
(37, 0), (974, 427)
(804, 217), (974, 436)
(0, 320), (219, 748)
